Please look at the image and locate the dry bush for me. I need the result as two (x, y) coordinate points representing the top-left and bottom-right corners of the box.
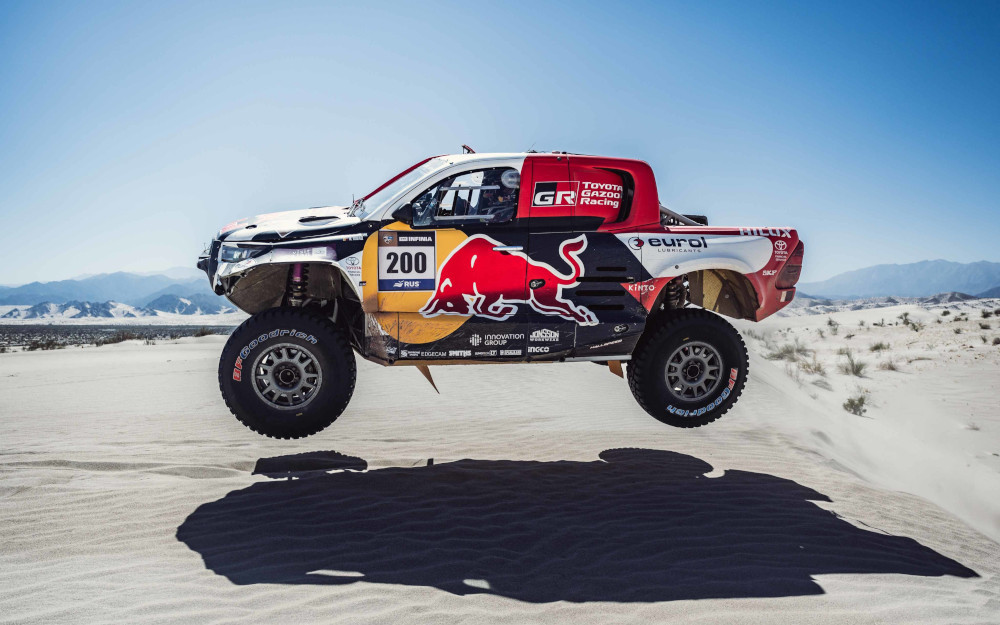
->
(907, 356), (932, 363)
(25, 339), (64, 351)
(800, 355), (826, 375)
(95, 330), (145, 347)
(878, 359), (899, 371)
(812, 378), (833, 391)
(843, 390), (870, 416)
(869, 341), (890, 352)
(954, 328), (962, 335)
(994, 337), (1000, 346)
(766, 338), (812, 362)
(838, 349), (868, 377)
(941, 310), (951, 316)
(982, 309), (993, 319)
(910, 321), (924, 332)
(816, 328), (825, 339)
(979, 322), (991, 330)
(981, 335), (988, 344)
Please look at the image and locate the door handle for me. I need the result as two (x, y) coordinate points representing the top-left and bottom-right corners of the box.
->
(492, 245), (523, 252)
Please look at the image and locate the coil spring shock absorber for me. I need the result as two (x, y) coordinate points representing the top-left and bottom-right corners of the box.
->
(663, 275), (688, 310)
(287, 263), (309, 307)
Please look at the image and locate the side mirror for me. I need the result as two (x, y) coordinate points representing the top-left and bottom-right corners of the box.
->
(391, 203), (414, 225)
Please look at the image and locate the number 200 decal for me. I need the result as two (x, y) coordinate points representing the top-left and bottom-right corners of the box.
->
(378, 231), (437, 291)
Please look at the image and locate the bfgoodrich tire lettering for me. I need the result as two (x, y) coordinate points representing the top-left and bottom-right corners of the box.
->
(218, 308), (356, 439)
(627, 308), (748, 428)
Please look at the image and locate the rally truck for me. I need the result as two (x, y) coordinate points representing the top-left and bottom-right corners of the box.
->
(198, 150), (803, 439)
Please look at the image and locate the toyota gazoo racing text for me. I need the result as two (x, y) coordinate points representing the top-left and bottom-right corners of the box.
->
(198, 151), (804, 438)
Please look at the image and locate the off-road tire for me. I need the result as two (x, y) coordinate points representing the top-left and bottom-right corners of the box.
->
(627, 308), (748, 428)
(218, 308), (356, 439)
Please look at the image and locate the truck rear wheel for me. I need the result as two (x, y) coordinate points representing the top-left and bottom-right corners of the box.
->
(218, 308), (356, 439)
(627, 309), (748, 427)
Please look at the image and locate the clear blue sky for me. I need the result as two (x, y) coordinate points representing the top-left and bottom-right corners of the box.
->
(1, 0), (998, 284)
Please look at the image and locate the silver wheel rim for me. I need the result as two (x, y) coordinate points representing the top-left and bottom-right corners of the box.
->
(252, 343), (323, 410)
(665, 341), (722, 401)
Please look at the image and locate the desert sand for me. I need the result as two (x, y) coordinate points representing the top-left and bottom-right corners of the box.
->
(1, 303), (998, 624)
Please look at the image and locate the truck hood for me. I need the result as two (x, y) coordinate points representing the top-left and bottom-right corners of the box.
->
(218, 205), (361, 242)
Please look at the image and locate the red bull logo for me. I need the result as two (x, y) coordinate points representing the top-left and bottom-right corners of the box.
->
(420, 234), (598, 325)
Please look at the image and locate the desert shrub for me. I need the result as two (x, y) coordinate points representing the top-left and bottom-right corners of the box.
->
(873, 319), (885, 327)
(25, 339), (63, 351)
(744, 329), (763, 341)
(981, 335), (988, 344)
(843, 390), (870, 416)
(941, 310), (951, 316)
(801, 355), (826, 375)
(192, 327), (216, 337)
(979, 322), (991, 330)
(907, 356), (932, 363)
(95, 330), (145, 347)
(816, 328), (825, 339)
(838, 349), (868, 377)
(845, 333), (855, 340)
(910, 321), (924, 332)
(784, 363), (803, 386)
(767, 338), (812, 362)
(994, 337), (1000, 346)
(878, 359), (899, 371)
(954, 328), (962, 335)
(869, 341), (890, 352)
(936, 319), (942, 324)
(982, 309), (993, 319)
(858, 320), (866, 328)
(898, 312), (910, 324)
(0, 345), (7, 354)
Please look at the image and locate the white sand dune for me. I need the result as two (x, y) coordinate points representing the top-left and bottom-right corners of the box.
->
(1, 308), (998, 623)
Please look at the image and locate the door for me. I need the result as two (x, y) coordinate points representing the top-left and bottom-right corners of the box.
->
(379, 165), (532, 361)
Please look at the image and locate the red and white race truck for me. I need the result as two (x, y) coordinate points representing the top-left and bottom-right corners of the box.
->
(198, 150), (803, 438)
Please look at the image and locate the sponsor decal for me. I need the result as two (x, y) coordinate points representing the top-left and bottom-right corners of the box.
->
(474, 350), (498, 357)
(500, 349), (522, 356)
(233, 329), (318, 381)
(529, 328), (559, 342)
(626, 282), (655, 293)
(634, 236), (709, 253)
(532, 181), (579, 207)
(772, 239), (789, 262)
(739, 227), (791, 238)
(762, 269), (777, 276)
(613, 324), (628, 333)
(448, 350), (472, 357)
(579, 181), (622, 208)
(421, 234), (597, 325)
(341, 253), (363, 282)
(587, 338), (623, 350)
(385, 346), (397, 355)
(378, 230), (436, 291)
(420, 351), (446, 357)
(774, 240), (788, 251)
(527, 345), (550, 354)
(665, 368), (739, 417)
(469, 333), (525, 346)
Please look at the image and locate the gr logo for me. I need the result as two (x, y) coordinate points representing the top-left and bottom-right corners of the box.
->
(532, 181), (579, 207)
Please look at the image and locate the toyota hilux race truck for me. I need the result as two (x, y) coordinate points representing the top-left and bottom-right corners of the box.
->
(198, 151), (803, 439)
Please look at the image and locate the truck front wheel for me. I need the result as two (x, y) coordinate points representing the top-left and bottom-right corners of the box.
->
(218, 308), (356, 439)
(627, 309), (748, 428)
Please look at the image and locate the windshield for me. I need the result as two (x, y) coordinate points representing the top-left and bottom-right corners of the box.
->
(352, 158), (450, 220)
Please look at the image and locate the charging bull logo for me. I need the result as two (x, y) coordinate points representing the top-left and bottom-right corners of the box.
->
(420, 234), (598, 325)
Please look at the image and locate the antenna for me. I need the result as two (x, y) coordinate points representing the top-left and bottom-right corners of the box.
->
(526, 141), (537, 153)
(461, 144), (475, 154)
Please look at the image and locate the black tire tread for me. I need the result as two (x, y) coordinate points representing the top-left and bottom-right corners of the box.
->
(627, 308), (749, 428)
(218, 307), (356, 439)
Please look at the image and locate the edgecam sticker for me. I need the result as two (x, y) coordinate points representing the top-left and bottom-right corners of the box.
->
(532, 181), (579, 207)
(378, 231), (436, 291)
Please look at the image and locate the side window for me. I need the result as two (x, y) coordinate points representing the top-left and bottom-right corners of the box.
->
(411, 167), (520, 227)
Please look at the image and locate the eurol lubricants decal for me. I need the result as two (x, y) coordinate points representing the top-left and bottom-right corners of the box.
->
(378, 231), (436, 291)
(419, 234), (598, 325)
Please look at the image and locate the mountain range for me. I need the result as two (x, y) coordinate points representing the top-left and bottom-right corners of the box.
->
(2, 294), (235, 320)
(796, 260), (1000, 299)
(0, 268), (215, 307)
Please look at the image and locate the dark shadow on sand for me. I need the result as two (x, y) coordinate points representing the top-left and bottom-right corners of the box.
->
(177, 449), (976, 602)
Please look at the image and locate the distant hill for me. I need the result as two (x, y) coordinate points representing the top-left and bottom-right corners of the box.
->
(0, 270), (215, 306)
(977, 286), (1000, 298)
(143, 294), (234, 315)
(798, 260), (1000, 298)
